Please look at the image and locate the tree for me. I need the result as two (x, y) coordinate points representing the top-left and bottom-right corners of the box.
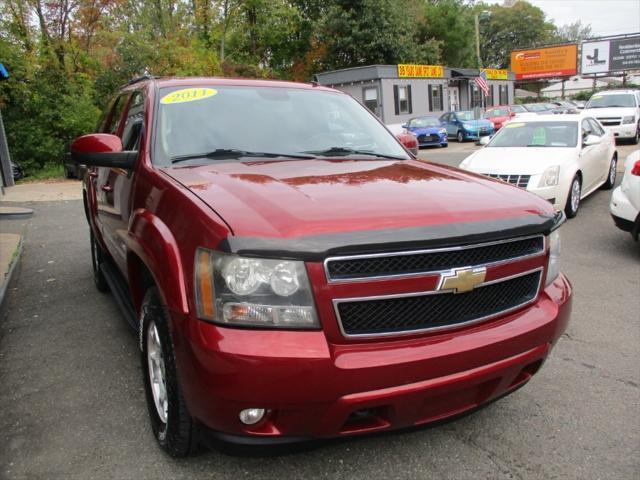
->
(553, 20), (592, 44)
(477, 0), (556, 69)
(316, 0), (439, 71)
(418, 0), (475, 68)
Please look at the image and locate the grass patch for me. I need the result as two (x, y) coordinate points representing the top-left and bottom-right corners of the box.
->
(18, 162), (65, 183)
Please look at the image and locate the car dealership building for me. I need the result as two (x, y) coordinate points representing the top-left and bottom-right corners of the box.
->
(315, 64), (516, 125)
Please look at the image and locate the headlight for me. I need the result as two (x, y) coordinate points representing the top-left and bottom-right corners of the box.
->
(439, 128), (447, 134)
(538, 165), (560, 187)
(462, 122), (473, 129)
(194, 249), (319, 329)
(545, 229), (561, 286)
(622, 115), (635, 125)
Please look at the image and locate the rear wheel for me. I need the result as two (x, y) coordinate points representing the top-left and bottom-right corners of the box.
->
(90, 231), (109, 292)
(601, 154), (617, 190)
(632, 124), (639, 145)
(457, 130), (464, 143)
(141, 287), (197, 457)
(565, 175), (582, 218)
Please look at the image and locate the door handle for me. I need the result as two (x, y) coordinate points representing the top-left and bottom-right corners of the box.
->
(101, 184), (113, 193)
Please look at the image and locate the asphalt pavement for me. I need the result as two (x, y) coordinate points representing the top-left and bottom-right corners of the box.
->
(0, 147), (638, 480)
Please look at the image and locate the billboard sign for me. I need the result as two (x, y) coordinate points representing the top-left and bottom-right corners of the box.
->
(511, 44), (578, 80)
(581, 36), (640, 74)
(397, 64), (445, 78)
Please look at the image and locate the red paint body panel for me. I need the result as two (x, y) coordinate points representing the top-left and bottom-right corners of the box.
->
(79, 77), (572, 443)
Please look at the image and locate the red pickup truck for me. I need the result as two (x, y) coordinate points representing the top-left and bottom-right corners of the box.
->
(72, 76), (571, 456)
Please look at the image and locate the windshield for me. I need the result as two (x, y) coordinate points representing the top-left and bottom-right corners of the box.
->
(408, 117), (440, 128)
(484, 108), (509, 117)
(455, 111), (475, 121)
(523, 104), (546, 112)
(487, 121), (578, 148)
(154, 86), (408, 164)
(586, 93), (636, 108)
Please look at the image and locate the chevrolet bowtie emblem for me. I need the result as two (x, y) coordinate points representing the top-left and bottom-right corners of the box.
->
(438, 267), (487, 294)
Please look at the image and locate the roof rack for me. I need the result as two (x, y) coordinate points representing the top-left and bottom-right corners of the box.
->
(127, 74), (155, 86)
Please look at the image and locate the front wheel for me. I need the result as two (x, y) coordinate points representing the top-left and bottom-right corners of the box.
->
(565, 175), (582, 218)
(601, 155), (617, 190)
(457, 131), (464, 143)
(632, 124), (639, 145)
(441, 143), (448, 148)
(141, 287), (197, 457)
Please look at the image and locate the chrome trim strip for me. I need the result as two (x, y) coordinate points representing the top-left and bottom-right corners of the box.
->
(324, 235), (545, 284)
(332, 267), (544, 339)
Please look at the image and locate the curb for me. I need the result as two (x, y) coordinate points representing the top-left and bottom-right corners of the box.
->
(0, 236), (23, 311)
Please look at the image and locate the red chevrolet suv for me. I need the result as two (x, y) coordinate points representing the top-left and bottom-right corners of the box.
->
(71, 76), (572, 456)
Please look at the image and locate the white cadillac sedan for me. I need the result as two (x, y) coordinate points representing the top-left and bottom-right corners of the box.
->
(459, 114), (618, 218)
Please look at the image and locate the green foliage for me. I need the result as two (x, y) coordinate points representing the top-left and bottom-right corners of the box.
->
(317, 0), (439, 70)
(419, 0), (476, 68)
(477, 0), (556, 69)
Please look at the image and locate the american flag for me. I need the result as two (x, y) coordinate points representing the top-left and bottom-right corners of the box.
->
(474, 70), (489, 96)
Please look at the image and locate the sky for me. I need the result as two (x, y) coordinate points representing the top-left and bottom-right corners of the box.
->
(483, 0), (640, 37)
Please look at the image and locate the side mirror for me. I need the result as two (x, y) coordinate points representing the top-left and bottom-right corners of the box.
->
(396, 133), (418, 154)
(401, 124), (408, 129)
(71, 133), (137, 169)
(476, 135), (492, 146)
(582, 134), (601, 147)
(510, 111), (516, 117)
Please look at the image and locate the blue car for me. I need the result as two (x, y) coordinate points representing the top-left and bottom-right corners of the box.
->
(439, 111), (495, 142)
(402, 116), (448, 148)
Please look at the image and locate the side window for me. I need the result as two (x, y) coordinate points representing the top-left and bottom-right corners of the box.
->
(121, 91), (145, 151)
(362, 87), (379, 116)
(588, 118), (605, 136)
(103, 94), (130, 135)
(581, 119), (593, 140)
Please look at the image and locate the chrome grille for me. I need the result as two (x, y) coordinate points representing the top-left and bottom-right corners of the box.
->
(325, 236), (544, 282)
(597, 117), (621, 126)
(335, 269), (542, 337)
(484, 173), (531, 188)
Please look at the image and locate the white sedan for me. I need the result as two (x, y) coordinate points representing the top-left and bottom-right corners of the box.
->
(610, 150), (640, 240)
(459, 114), (618, 218)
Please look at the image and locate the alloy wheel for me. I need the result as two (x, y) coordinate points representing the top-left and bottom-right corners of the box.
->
(609, 157), (617, 185)
(147, 320), (168, 424)
(570, 178), (581, 213)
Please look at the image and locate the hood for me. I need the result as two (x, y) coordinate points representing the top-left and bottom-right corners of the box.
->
(462, 119), (494, 128)
(162, 159), (554, 244)
(408, 126), (444, 135)
(462, 147), (576, 175)
(584, 107), (637, 117)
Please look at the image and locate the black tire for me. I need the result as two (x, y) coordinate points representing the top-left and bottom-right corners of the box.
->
(457, 130), (464, 143)
(90, 231), (109, 292)
(64, 166), (74, 179)
(441, 143), (448, 148)
(565, 174), (582, 218)
(601, 154), (617, 190)
(140, 287), (198, 457)
(632, 124), (639, 145)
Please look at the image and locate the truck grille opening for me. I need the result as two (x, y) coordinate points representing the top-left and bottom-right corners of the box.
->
(326, 236), (543, 281)
(335, 270), (541, 337)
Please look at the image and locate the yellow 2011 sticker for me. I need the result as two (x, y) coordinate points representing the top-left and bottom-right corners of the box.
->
(161, 88), (217, 105)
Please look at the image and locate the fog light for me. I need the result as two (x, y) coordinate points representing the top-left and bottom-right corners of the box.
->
(239, 408), (266, 425)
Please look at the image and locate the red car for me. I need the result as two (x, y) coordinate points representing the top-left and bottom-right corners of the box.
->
(71, 76), (572, 456)
(483, 105), (522, 130)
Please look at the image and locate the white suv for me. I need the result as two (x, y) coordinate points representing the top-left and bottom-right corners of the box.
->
(584, 90), (640, 144)
(610, 150), (640, 241)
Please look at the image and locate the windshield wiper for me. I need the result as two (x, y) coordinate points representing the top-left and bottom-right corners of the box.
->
(301, 146), (406, 160)
(525, 144), (552, 147)
(171, 148), (316, 164)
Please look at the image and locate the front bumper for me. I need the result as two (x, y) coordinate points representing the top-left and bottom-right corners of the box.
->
(417, 133), (447, 147)
(602, 123), (637, 139)
(463, 129), (494, 140)
(173, 274), (572, 443)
